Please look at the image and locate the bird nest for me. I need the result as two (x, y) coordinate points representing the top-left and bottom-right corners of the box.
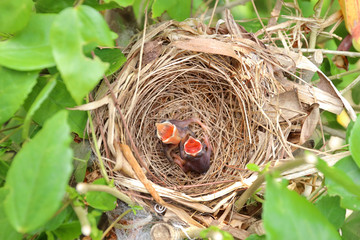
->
(86, 11), (354, 220)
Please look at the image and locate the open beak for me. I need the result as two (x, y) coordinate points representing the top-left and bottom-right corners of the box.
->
(184, 136), (203, 157)
(156, 121), (181, 144)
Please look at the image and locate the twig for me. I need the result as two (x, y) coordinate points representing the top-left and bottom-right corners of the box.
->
(207, 0), (219, 30)
(89, 94), (110, 160)
(321, 126), (346, 139)
(87, 99), (110, 183)
(76, 182), (134, 206)
(307, 180), (325, 202)
(329, 68), (360, 80)
(207, 0), (250, 15)
(101, 209), (132, 239)
(298, 48), (360, 57)
(340, 74), (360, 95)
(103, 75), (160, 182)
(309, 0), (324, 49)
(234, 158), (308, 211)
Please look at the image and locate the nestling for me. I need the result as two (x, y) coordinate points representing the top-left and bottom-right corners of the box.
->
(156, 118), (207, 162)
(172, 134), (212, 174)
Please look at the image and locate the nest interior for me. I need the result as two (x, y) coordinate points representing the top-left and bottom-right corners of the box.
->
(96, 18), (311, 196)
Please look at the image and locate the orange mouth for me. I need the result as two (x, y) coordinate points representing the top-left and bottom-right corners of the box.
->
(184, 136), (202, 156)
(156, 122), (181, 144)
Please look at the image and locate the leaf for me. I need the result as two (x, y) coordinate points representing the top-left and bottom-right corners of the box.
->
(0, 0), (33, 34)
(85, 178), (117, 211)
(0, 160), (9, 182)
(325, 157), (360, 211)
(351, 84), (360, 105)
(23, 76), (88, 137)
(94, 48), (127, 76)
(22, 76), (57, 139)
(341, 211), (360, 240)
(338, 0), (360, 34)
(35, 0), (74, 13)
(0, 188), (22, 240)
(299, 104), (319, 145)
(246, 234), (266, 240)
(53, 221), (81, 240)
(246, 163), (260, 172)
(349, 115), (360, 168)
(314, 195), (345, 229)
(88, 210), (103, 240)
(0, 14), (56, 71)
(0, 67), (38, 125)
(152, 0), (191, 21)
(4, 111), (73, 233)
(71, 141), (91, 182)
(263, 175), (341, 240)
(50, 5), (114, 104)
(104, 0), (135, 7)
(44, 206), (73, 232)
(199, 225), (234, 240)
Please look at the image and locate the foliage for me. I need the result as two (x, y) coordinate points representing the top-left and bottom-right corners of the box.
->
(0, 0), (360, 239)
(200, 225), (234, 240)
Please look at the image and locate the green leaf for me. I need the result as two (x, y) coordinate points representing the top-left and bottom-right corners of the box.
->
(0, 0), (33, 34)
(263, 175), (341, 240)
(84, 0), (121, 11)
(88, 210), (103, 240)
(352, 84), (360, 105)
(0, 14), (56, 71)
(246, 163), (260, 172)
(0, 188), (22, 240)
(0, 160), (9, 182)
(71, 141), (91, 182)
(325, 157), (360, 211)
(22, 76), (57, 139)
(44, 206), (73, 232)
(4, 111), (73, 233)
(53, 221), (81, 240)
(35, 0), (74, 13)
(152, 0), (191, 21)
(314, 195), (345, 229)
(0, 67), (38, 125)
(50, 5), (114, 104)
(199, 225), (234, 240)
(346, 120), (355, 144)
(23, 76), (88, 137)
(94, 48), (126, 76)
(86, 178), (117, 211)
(246, 234), (266, 240)
(349, 116), (360, 168)
(105, 0), (134, 7)
(341, 211), (360, 240)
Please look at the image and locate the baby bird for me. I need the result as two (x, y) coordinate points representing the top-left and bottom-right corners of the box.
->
(156, 118), (207, 162)
(172, 134), (212, 174)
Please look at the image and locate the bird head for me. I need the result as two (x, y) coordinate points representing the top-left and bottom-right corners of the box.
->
(183, 136), (203, 157)
(156, 121), (182, 144)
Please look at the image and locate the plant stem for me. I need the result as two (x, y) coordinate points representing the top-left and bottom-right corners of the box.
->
(71, 202), (91, 236)
(308, 181), (325, 202)
(234, 159), (307, 211)
(299, 48), (360, 57)
(328, 68), (360, 80)
(101, 209), (132, 239)
(340, 74), (360, 95)
(87, 97), (110, 183)
(76, 182), (134, 206)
